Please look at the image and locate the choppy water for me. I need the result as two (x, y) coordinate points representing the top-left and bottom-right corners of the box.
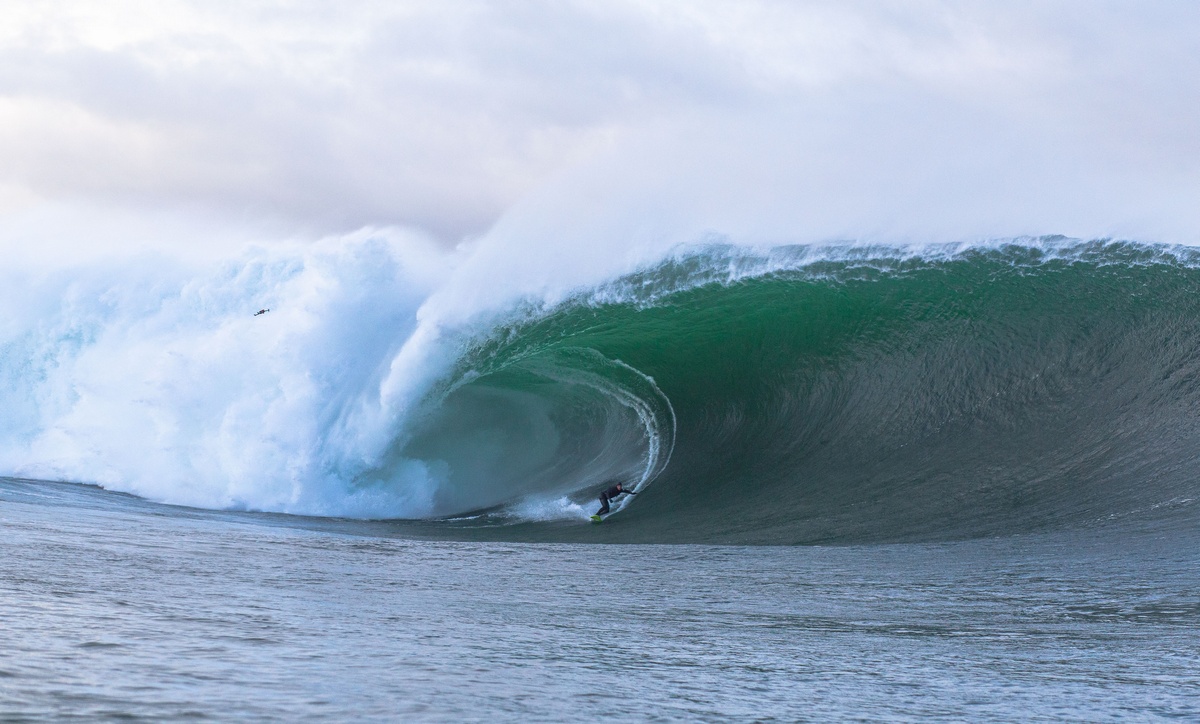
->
(2, 477), (1197, 721)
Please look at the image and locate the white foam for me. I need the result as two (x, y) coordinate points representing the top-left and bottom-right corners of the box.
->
(0, 229), (455, 517)
(504, 495), (594, 523)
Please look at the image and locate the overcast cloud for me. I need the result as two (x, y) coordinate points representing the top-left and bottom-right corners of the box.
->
(1, 1), (1198, 257)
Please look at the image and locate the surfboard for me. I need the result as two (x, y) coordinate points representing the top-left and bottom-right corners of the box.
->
(590, 515), (603, 523)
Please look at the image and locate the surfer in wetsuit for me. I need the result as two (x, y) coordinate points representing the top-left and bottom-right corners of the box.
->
(595, 482), (636, 516)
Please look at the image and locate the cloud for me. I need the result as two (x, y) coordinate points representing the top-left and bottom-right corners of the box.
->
(0, 1), (1197, 255)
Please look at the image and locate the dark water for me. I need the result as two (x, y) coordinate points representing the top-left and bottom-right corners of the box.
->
(2, 477), (1198, 721)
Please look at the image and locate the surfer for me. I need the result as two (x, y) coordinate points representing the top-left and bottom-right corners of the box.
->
(595, 482), (636, 516)
(254, 308), (270, 316)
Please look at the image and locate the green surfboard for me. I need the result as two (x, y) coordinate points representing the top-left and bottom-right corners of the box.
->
(590, 515), (603, 523)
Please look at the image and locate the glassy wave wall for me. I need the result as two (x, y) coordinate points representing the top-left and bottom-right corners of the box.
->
(426, 241), (1200, 542)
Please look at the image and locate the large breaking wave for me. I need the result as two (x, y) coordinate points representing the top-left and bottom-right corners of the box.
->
(3, 237), (1200, 543)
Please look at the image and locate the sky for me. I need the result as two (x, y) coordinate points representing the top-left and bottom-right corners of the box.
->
(1, 0), (1198, 263)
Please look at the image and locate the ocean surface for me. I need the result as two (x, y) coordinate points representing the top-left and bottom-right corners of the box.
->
(3, 240), (1200, 719)
(2, 478), (1197, 721)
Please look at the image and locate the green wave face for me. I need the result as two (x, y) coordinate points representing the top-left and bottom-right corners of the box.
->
(400, 242), (1200, 543)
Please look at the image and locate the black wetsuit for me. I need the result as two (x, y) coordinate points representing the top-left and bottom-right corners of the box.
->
(596, 484), (635, 515)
